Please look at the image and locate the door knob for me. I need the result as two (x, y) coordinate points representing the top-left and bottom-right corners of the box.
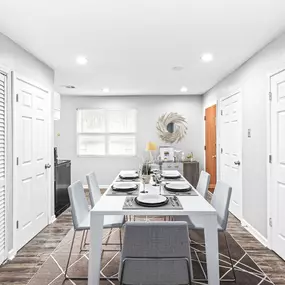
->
(234, 161), (241, 166)
(45, 163), (51, 169)
(212, 155), (216, 158)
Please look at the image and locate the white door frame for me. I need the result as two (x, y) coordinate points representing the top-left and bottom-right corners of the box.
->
(217, 89), (243, 220)
(267, 68), (285, 250)
(0, 64), (11, 263)
(12, 72), (53, 252)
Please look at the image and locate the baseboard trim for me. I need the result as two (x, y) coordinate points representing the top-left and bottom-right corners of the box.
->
(241, 219), (268, 247)
(49, 215), (56, 224)
(8, 249), (16, 261)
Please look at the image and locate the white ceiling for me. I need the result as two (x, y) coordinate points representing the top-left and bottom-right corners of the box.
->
(1, 0), (285, 96)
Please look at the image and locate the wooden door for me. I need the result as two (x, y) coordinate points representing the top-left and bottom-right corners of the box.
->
(271, 69), (285, 260)
(220, 91), (242, 220)
(205, 105), (216, 192)
(15, 76), (50, 250)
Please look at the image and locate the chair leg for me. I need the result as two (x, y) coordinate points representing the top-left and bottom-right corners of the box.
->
(65, 231), (76, 279)
(224, 232), (237, 283)
(65, 230), (88, 280)
(80, 230), (86, 252)
(102, 227), (122, 252)
(83, 230), (88, 246)
(119, 228), (122, 251)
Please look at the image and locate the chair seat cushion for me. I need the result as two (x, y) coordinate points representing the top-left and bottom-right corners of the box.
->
(77, 213), (125, 230)
(104, 215), (125, 228)
(77, 213), (91, 230)
(173, 215), (222, 231)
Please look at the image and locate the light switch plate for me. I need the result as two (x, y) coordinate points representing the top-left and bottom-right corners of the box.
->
(248, 129), (251, 138)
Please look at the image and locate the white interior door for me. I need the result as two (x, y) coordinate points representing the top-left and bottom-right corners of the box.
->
(270, 70), (285, 260)
(0, 71), (7, 264)
(14, 76), (50, 250)
(220, 91), (242, 220)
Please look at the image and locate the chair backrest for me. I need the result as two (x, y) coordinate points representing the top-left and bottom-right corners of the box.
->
(211, 181), (232, 230)
(68, 181), (90, 230)
(86, 172), (101, 208)
(196, 170), (210, 198)
(119, 221), (191, 285)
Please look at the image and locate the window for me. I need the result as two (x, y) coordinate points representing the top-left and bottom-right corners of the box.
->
(77, 109), (137, 156)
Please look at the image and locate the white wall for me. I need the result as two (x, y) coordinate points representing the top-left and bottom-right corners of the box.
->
(55, 95), (204, 185)
(0, 32), (54, 254)
(203, 32), (285, 239)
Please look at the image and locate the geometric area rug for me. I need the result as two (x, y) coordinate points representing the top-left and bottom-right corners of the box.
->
(28, 217), (274, 285)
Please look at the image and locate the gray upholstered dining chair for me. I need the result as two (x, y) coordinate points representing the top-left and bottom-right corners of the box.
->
(174, 181), (235, 282)
(119, 221), (193, 285)
(65, 180), (90, 280)
(196, 170), (210, 199)
(86, 171), (125, 250)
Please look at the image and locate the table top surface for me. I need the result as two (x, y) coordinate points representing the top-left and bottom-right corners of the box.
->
(91, 170), (216, 216)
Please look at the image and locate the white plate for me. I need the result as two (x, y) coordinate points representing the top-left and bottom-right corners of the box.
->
(165, 182), (190, 190)
(136, 194), (167, 204)
(113, 182), (137, 190)
(120, 173), (139, 179)
(162, 172), (181, 178)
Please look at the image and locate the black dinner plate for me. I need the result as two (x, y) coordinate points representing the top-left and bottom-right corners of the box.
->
(134, 197), (169, 207)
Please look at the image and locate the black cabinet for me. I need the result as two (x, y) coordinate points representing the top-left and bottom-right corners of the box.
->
(54, 160), (71, 217)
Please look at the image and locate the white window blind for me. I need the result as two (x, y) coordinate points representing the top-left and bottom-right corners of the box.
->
(77, 109), (137, 156)
(0, 72), (6, 264)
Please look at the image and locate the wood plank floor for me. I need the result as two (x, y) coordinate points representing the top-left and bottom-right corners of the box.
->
(0, 196), (284, 284)
(0, 209), (73, 285)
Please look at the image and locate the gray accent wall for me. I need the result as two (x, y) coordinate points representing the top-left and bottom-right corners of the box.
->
(55, 95), (204, 186)
(0, 32), (54, 253)
(203, 32), (285, 239)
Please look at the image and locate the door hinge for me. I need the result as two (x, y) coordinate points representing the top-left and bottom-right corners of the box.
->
(16, 157), (19, 165)
(269, 155), (272, 163)
(16, 220), (19, 229)
(204, 115), (206, 120)
(221, 110), (223, 116)
(16, 93), (19, 102)
(204, 145), (206, 151)
(269, 92), (272, 101)
(269, 218), (272, 227)
(221, 148), (223, 154)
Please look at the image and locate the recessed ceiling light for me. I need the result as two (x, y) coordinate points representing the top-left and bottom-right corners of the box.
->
(102, 88), (110, 93)
(172, 66), (184, 71)
(201, 53), (213, 62)
(62, 85), (76, 89)
(76, 56), (88, 65)
(180, 86), (188, 93)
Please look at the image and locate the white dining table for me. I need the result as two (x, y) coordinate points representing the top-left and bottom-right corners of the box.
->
(88, 171), (220, 285)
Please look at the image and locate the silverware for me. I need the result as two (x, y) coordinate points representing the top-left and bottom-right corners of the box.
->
(170, 197), (175, 207)
(173, 196), (180, 206)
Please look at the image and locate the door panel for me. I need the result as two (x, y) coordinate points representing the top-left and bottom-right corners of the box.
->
(15, 77), (49, 250)
(205, 105), (216, 192)
(271, 70), (285, 260)
(220, 91), (242, 220)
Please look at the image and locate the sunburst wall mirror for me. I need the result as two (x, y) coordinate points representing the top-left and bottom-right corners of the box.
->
(156, 112), (188, 144)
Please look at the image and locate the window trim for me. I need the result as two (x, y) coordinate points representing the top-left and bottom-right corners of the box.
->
(76, 108), (138, 157)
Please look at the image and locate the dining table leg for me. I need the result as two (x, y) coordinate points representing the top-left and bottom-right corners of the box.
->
(88, 212), (104, 285)
(204, 214), (220, 285)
